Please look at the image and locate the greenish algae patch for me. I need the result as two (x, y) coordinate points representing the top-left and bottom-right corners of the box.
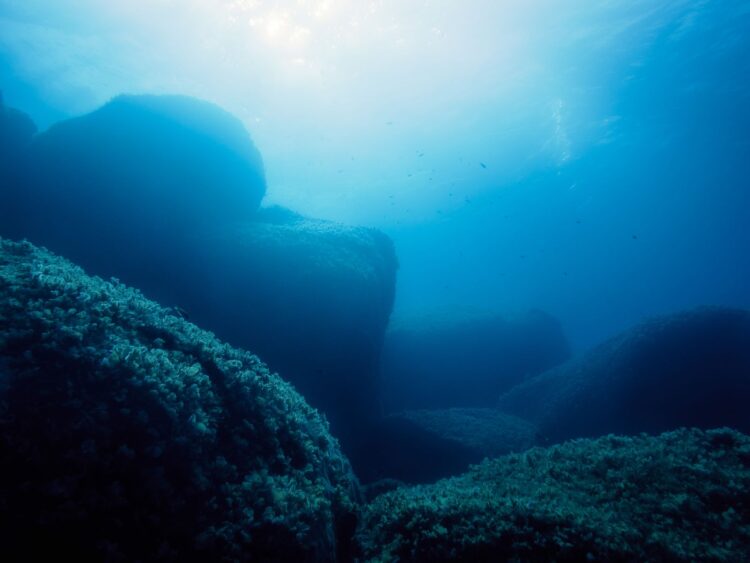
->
(0, 238), (359, 561)
(358, 428), (750, 562)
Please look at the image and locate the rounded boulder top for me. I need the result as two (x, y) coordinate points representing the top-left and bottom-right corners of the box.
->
(26, 93), (266, 232)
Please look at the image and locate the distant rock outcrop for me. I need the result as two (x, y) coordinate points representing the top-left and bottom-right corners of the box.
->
(356, 408), (538, 484)
(0, 94), (35, 178)
(381, 310), (570, 412)
(498, 307), (750, 443)
(358, 428), (750, 561)
(394, 408), (538, 459)
(0, 238), (360, 561)
(1, 94), (266, 253)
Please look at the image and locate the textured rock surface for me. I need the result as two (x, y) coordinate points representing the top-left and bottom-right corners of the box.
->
(381, 310), (569, 412)
(498, 308), (750, 444)
(0, 94), (398, 466)
(182, 207), (397, 454)
(0, 238), (360, 561)
(358, 428), (750, 562)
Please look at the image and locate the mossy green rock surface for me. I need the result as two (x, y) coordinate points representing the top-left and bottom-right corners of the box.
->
(0, 238), (359, 561)
(358, 428), (750, 562)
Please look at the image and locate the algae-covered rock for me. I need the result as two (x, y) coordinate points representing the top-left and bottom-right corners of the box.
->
(381, 310), (569, 412)
(183, 207), (397, 453)
(498, 307), (750, 443)
(0, 238), (359, 561)
(358, 428), (750, 562)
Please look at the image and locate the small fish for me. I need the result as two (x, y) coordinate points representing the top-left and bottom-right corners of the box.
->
(480, 162), (487, 169)
(632, 234), (639, 240)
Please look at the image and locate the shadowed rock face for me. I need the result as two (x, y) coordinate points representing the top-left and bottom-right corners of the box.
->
(177, 208), (398, 451)
(355, 408), (538, 484)
(0, 93), (36, 158)
(381, 310), (570, 412)
(498, 307), (750, 444)
(0, 238), (360, 562)
(1, 94), (266, 264)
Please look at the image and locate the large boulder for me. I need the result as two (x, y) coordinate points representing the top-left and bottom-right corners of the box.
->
(498, 308), (750, 444)
(1, 94), (266, 259)
(0, 238), (360, 561)
(179, 207), (397, 452)
(358, 428), (750, 561)
(381, 310), (570, 412)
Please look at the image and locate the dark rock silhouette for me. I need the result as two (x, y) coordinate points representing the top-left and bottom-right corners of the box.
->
(1, 94), (266, 257)
(0, 93), (36, 180)
(352, 416), (480, 484)
(0, 238), (360, 561)
(0, 93), (36, 150)
(498, 307), (750, 443)
(355, 408), (538, 484)
(381, 310), (570, 412)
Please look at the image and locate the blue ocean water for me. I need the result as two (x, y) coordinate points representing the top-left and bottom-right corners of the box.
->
(1, 2), (750, 559)
(2, 0), (747, 350)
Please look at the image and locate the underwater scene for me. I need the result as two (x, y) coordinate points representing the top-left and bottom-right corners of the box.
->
(1, 1), (749, 561)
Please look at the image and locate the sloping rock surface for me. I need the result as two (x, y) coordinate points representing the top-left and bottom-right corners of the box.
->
(0, 238), (359, 562)
(358, 428), (750, 562)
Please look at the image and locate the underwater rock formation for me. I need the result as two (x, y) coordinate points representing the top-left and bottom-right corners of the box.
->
(180, 207), (397, 452)
(356, 408), (538, 484)
(394, 408), (538, 459)
(0, 96), (398, 463)
(498, 307), (750, 443)
(0, 94), (35, 180)
(357, 428), (750, 561)
(1, 94), (266, 258)
(381, 310), (569, 412)
(0, 94), (35, 157)
(0, 238), (360, 561)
